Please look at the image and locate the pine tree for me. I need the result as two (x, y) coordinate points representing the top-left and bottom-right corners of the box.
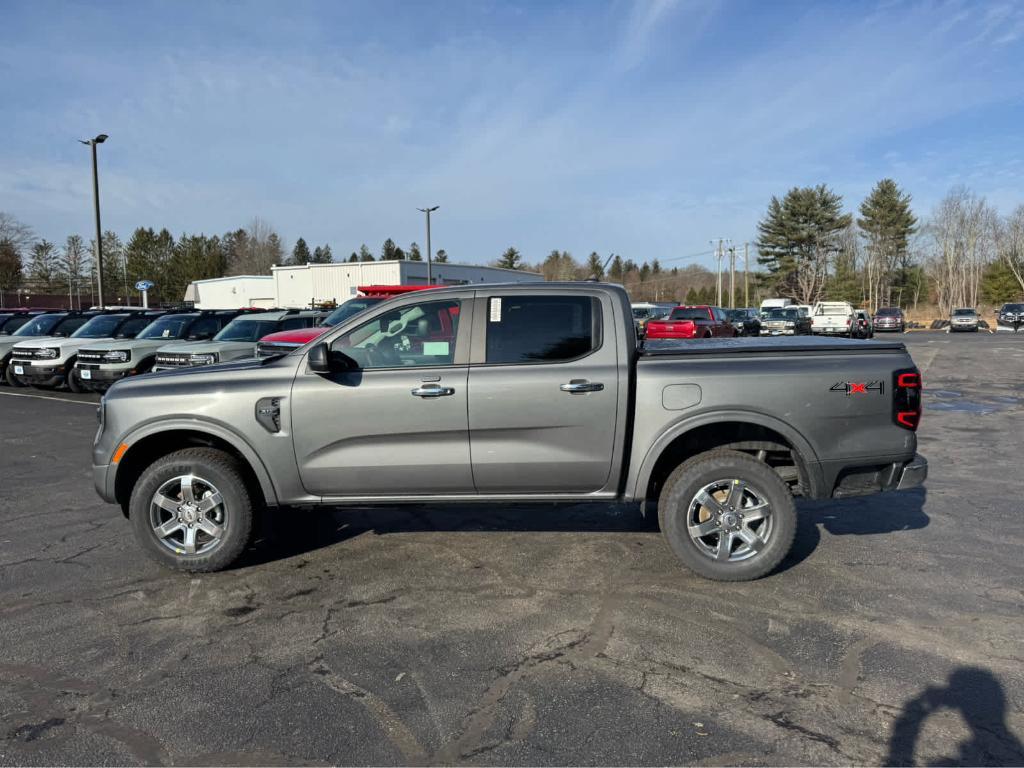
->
(586, 252), (604, 279)
(291, 237), (312, 265)
(408, 242), (422, 261)
(394, 245), (406, 260)
(981, 260), (1023, 304)
(651, 259), (662, 274)
(27, 240), (58, 291)
(320, 244), (333, 263)
(757, 185), (852, 303)
(348, 252), (359, 263)
(435, 249), (448, 263)
(497, 247), (522, 270)
(858, 179), (918, 308)
(266, 232), (284, 270)
(608, 255), (624, 282)
(359, 244), (374, 262)
(381, 238), (398, 260)
(639, 262), (651, 282)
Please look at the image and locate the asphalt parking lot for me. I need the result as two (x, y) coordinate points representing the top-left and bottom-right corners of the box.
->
(1, 332), (1023, 766)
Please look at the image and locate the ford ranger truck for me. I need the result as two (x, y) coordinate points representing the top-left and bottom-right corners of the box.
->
(152, 310), (323, 371)
(256, 285), (440, 357)
(10, 311), (163, 392)
(75, 310), (247, 391)
(93, 283), (927, 581)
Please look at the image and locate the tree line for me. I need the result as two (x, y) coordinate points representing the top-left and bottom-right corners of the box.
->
(755, 180), (1024, 313)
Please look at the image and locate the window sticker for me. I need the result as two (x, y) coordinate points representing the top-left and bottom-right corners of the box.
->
(422, 341), (450, 356)
(490, 298), (502, 322)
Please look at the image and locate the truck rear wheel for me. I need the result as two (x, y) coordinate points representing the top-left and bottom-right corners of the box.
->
(658, 449), (796, 581)
(129, 448), (255, 572)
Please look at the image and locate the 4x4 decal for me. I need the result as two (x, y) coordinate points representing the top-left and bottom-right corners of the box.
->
(831, 381), (885, 395)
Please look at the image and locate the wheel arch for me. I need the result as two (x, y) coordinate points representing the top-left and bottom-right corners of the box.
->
(113, 423), (278, 516)
(632, 411), (823, 504)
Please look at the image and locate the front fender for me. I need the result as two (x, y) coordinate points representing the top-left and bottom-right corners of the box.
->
(627, 408), (824, 501)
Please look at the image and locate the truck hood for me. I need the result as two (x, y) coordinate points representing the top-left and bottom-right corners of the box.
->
(258, 326), (329, 345)
(155, 340), (255, 357)
(108, 355), (283, 394)
(13, 336), (116, 353)
(81, 338), (171, 353)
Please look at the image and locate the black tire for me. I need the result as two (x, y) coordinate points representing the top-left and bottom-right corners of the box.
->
(65, 365), (83, 393)
(4, 362), (23, 387)
(130, 447), (255, 572)
(658, 449), (797, 581)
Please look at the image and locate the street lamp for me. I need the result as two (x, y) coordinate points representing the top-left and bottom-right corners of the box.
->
(79, 133), (108, 307)
(417, 206), (439, 284)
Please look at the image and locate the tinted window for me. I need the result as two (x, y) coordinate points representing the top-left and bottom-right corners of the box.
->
(115, 317), (153, 338)
(279, 316), (317, 331)
(331, 299), (461, 368)
(953, 309), (976, 316)
(138, 315), (194, 339)
(214, 318), (280, 342)
(186, 316), (223, 339)
(71, 314), (130, 338)
(0, 315), (32, 334)
(324, 299), (383, 327)
(1002, 304), (1024, 312)
(670, 308), (710, 321)
(48, 316), (90, 336)
(877, 308), (901, 316)
(486, 296), (596, 364)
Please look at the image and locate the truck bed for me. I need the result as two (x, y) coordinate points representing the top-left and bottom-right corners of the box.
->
(640, 336), (907, 356)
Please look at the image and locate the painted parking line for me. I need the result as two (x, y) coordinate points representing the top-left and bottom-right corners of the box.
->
(0, 390), (97, 407)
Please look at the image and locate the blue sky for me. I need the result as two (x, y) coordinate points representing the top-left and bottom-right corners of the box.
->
(1, 0), (1023, 269)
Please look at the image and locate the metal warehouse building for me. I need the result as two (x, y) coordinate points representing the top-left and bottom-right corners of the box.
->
(188, 261), (543, 309)
(271, 261), (543, 308)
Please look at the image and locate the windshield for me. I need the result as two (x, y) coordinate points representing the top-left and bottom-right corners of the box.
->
(324, 299), (382, 327)
(669, 308), (710, 321)
(1002, 304), (1024, 312)
(70, 314), (131, 339)
(0, 315), (32, 335)
(726, 310), (747, 321)
(137, 315), (195, 340)
(214, 318), (279, 342)
(767, 309), (798, 320)
(953, 309), (976, 316)
(632, 308), (651, 319)
(877, 308), (901, 316)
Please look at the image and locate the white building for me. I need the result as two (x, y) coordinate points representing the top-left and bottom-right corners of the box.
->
(271, 260), (543, 308)
(185, 275), (275, 309)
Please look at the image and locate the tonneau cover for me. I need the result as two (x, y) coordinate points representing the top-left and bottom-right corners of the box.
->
(640, 336), (907, 356)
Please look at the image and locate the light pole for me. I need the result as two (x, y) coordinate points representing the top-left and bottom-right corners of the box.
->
(79, 133), (108, 307)
(417, 206), (439, 284)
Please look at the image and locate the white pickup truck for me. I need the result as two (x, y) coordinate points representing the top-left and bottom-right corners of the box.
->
(811, 301), (854, 336)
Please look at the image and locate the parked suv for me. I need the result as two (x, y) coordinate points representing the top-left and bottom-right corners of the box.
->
(995, 303), (1024, 332)
(153, 309), (324, 371)
(0, 309), (47, 336)
(2, 312), (98, 386)
(75, 310), (249, 391)
(10, 311), (164, 392)
(874, 307), (906, 333)
(726, 308), (761, 337)
(949, 308), (980, 332)
(760, 306), (812, 336)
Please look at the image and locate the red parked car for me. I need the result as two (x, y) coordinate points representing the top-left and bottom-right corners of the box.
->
(255, 285), (440, 356)
(644, 305), (736, 339)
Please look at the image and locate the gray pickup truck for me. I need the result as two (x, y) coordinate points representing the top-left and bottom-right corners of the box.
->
(93, 283), (926, 581)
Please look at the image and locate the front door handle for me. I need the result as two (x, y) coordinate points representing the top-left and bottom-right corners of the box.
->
(560, 379), (604, 393)
(411, 383), (455, 398)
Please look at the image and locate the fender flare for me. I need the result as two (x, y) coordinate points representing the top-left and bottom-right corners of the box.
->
(117, 417), (280, 507)
(630, 408), (824, 500)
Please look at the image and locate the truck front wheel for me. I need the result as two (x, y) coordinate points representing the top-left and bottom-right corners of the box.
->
(129, 448), (255, 572)
(658, 449), (796, 581)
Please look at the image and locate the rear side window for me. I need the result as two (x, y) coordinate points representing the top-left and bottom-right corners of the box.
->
(187, 316), (222, 339)
(485, 296), (598, 364)
(280, 316), (316, 331)
(116, 317), (152, 338)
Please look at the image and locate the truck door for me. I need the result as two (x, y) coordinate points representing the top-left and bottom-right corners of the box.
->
(467, 292), (619, 494)
(291, 295), (474, 497)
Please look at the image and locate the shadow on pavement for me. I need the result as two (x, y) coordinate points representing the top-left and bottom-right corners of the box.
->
(885, 666), (1024, 766)
(781, 486), (929, 572)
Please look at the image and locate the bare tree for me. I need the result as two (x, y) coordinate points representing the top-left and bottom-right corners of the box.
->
(924, 187), (997, 314)
(996, 205), (1024, 295)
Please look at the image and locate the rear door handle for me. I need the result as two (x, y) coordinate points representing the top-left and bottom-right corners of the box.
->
(411, 383), (455, 398)
(560, 379), (604, 393)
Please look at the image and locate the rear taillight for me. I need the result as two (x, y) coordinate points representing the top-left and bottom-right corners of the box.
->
(894, 367), (921, 430)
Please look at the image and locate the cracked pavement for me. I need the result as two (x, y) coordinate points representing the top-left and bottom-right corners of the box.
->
(1, 332), (1023, 765)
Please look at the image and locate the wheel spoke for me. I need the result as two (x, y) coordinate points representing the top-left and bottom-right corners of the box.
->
(180, 476), (196, 504)
(153, 493), (180, 514)
(196, 517), (223, 539)
(181, 526), (198, 554)
(743, 502), (770, 523)
(736, 526), (766, 552)
(197, 491), (223, 514)
(155, 519), (182, 539)
(726, 479), (746, 510)
(688, 519), (722, 538)
(695, 489), (724, 514)
(716, 531), (734, 561)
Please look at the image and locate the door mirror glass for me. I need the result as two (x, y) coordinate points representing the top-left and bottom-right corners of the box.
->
(308, 343), (331, 373)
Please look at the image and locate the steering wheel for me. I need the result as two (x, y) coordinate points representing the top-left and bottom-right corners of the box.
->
(363, 341), (401, 367)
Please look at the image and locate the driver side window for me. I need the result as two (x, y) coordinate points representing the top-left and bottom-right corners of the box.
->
(330, 299), (461, 369)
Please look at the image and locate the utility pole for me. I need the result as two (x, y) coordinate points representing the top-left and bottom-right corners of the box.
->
(79, 134), (108, 307)
(728, 244), (736, 308)
(417, 206), (439, 284)
(743, 242), (750, 308)
(710, 239), (722, 306)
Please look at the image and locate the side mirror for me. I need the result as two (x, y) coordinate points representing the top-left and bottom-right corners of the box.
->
(308, 343), (357, 374)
